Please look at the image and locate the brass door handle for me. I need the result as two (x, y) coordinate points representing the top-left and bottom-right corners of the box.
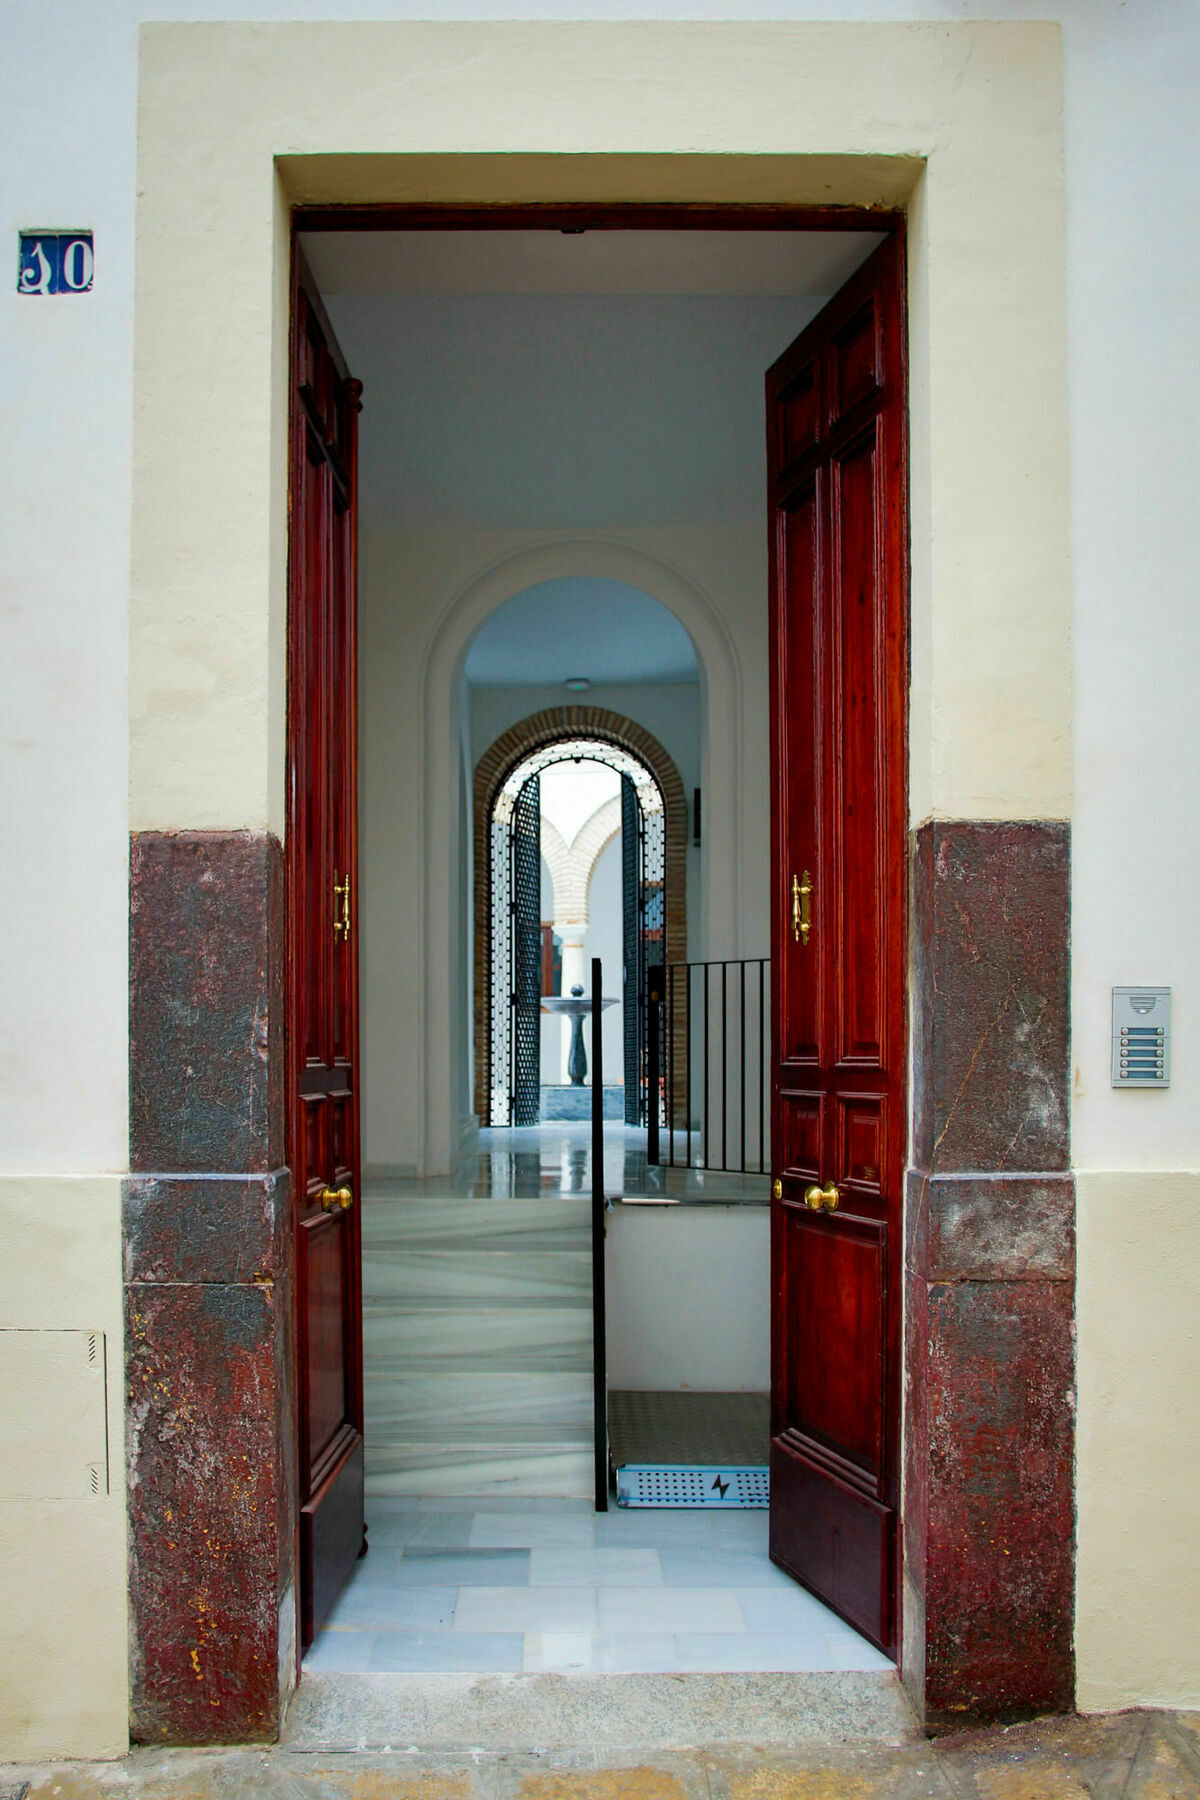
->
(804, 1181), (840, 1213)
(333, 871), (352, 943)
(792, 870), (813, 946)
(318, 1184), (353, 1212)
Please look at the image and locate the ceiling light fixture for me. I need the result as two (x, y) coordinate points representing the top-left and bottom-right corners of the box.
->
(564, 677), (591, 692)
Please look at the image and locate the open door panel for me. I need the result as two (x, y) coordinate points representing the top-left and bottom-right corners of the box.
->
(287, 249), (365, 1649)
(766, 233), (908, 1656)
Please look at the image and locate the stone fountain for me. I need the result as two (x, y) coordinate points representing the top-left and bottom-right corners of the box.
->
(540, 983), (619, 1087)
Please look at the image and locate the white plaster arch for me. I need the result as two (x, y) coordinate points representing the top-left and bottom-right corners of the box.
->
(539, 817), (570, 922)
(539, 793), (623, 1091)
(420, 536), (745, 1173)
(573, 797), (623, 928)
(531, 795), (624, 933)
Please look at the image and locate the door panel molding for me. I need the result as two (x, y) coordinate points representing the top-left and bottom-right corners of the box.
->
(768, 232), (907, 1659)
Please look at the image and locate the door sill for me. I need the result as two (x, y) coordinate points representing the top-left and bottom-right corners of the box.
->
(285, 1669), (914, 1751)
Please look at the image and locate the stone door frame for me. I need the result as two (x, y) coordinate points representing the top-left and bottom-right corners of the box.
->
(127, 20), (1073, 1742)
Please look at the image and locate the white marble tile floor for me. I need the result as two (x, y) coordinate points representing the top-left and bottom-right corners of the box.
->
(366, 1122), (769, 1206)
(304, 1497), (893, 1676)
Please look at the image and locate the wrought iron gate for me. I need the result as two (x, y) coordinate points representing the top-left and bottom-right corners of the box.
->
(621, 775), (641, 1125)
(621, 773), (666, 1127)
(510, 773), (541, 1127)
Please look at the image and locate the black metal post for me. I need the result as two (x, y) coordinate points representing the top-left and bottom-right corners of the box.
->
(667, 963), (675, 1166)
(646, 971), (661, 1167)
(739, 959), (747, 1175)
(590, 956), (608, 1511)
(721, 961), (729, 1171)
(685, 964), (693, 1170)
(703, 964), (710, 1168)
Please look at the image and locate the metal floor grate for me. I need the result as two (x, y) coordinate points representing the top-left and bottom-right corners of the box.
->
(609, 1390), (769, 1508)
(616, 1463), (769, 1508)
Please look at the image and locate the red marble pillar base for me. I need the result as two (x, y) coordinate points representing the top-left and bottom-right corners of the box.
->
(126, 832), (295, 1743)
(904, 822), (1075, 1729)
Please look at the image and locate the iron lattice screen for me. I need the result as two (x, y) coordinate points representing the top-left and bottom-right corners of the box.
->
(621, 774), (641, 1125)
(511, 773), (541, 1127)
(620, 774), (665, 1127)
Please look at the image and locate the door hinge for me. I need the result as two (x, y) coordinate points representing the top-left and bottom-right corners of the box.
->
(333, 870), (352, 942)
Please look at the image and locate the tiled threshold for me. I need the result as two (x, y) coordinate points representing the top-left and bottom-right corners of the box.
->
(283, 1668), (916, 1752)
(303, 1499), (892, 1678)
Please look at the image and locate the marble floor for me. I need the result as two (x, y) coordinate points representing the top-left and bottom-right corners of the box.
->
(360, 1124), (767, 1500)
(302, 1497), (892, 1675)
(340, 1122), (844, 1676)
(372, 1121), (769, 1205)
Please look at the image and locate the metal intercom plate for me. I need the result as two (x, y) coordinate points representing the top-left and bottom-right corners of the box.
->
(1111, 986), (1171, 1088)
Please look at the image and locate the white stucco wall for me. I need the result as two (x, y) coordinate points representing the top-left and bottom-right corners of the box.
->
(1060, 2), (1200, 1711)
(1, 0), (1197, 1756)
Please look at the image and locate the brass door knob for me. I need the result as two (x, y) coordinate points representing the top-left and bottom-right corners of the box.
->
(318, 1184), (353, 1212)
(804, 1181), (840, 1213)
(772, 1178), (783, 1200)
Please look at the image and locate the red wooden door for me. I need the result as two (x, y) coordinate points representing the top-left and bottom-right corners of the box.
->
(288, 250), (365, 1649)
(767, 234), (907, 1656)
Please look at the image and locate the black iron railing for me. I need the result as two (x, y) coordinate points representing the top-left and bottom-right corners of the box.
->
(646, 958), (770, 1174)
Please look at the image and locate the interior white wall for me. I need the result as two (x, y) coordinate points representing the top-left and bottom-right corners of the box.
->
(363, 529), (759, 1174)
(606, 1206), (769, 1393)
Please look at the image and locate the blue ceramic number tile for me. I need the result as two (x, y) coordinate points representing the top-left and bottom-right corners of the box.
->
(18, 232), (93, 295)
(19, 234), (60, 294)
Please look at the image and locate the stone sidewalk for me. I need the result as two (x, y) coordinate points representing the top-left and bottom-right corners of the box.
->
(4, 1711), (1200, 1800)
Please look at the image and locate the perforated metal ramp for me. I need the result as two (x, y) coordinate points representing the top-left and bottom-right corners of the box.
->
(608, 1390), (769, 1507)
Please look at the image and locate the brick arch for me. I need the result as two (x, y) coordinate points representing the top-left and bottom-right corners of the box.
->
(473, 706), (688, 1123)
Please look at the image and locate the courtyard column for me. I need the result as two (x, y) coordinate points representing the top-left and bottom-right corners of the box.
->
(557, 928), (588, 1082)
